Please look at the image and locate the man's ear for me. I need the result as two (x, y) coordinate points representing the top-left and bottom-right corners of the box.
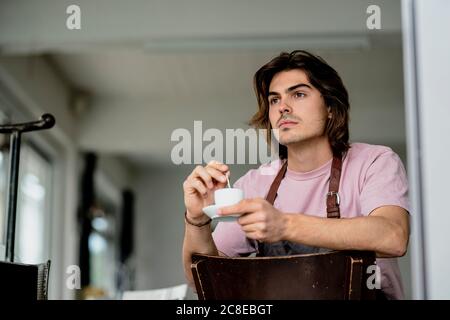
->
(327, 106), (332, 119)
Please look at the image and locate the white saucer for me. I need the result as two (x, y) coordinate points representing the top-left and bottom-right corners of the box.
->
(202, 204), (240, 222)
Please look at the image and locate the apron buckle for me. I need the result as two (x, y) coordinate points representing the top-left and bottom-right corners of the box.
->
(327, 191), (340, 205)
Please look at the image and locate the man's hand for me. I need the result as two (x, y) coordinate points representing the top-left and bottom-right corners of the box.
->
(218, 198), (288, 243)
(183, 160), (229, 224)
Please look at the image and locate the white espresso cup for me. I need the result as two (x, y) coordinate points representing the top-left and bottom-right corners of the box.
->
(214, 188), (244, 207)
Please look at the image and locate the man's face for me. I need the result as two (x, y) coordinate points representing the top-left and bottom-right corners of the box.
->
(268, 69), (330, 146)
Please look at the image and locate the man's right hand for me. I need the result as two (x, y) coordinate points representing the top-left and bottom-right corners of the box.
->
(183, 161), (229, 224)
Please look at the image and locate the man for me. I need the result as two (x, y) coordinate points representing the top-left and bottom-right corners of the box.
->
(182, 50), (410, 299)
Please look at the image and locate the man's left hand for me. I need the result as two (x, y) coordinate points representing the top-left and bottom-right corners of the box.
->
(218, 198), (288, 243)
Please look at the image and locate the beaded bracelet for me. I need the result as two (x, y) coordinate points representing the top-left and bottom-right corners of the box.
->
(184, 211), (212, 227)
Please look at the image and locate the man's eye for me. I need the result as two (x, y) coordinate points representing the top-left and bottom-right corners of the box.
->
(269, 98), (280, 105)
(295, 92), (306, 98)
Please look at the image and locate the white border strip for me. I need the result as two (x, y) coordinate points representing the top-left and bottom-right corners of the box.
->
(401, 0), (426, 300)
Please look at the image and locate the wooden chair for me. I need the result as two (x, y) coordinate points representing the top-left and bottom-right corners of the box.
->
(191, 250), (377, 300)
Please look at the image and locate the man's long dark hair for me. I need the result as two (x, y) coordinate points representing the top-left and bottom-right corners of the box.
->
(249, 50), (350, 159)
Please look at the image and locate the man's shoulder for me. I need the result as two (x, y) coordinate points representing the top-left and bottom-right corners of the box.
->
(347, 142), (396, 161)
(346, 142), (403, 173)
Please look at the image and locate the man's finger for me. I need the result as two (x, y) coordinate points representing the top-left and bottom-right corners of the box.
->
(238, 212), (264, 226)
(207, 161), (229, 173)
(244, 231), (262, 241)
(218, 199), (260, 216)
(190, 177), (208, 196)
(240, 222), (265, 233)
(193, 166), (214, 189)
(205, 166), (228, 184)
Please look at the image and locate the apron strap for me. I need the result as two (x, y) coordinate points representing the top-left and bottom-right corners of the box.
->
(264, 155), (343, 218)
(326, 156), (343, 218)
(265, 160), (288, 205)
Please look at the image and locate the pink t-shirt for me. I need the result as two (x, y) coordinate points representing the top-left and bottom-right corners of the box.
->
(212, 142), (410, 300)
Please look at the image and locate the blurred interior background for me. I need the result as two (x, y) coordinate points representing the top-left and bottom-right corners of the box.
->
(0, 0), (448, 300)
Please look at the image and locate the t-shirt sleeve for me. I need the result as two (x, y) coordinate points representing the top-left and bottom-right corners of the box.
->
(360, 149), (410, 216)
(212, 176), (257, 257)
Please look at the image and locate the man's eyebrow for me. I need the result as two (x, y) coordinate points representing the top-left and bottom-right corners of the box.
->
(268, 83), (312, 96)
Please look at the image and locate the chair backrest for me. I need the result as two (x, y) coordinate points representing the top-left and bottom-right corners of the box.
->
(191, 250), (376, 300)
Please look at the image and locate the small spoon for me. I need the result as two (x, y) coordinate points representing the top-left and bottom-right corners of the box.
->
(226, 171), (231, 188)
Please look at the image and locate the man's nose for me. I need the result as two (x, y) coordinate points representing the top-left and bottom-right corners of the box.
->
(279, 98), (292, 114)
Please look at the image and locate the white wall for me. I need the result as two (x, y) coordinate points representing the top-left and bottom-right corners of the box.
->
(134, 164), (189, 291)
(403, 0), (450, 299)
(416, 0), (450, 299)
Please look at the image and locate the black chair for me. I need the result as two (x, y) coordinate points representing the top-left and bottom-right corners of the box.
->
(0, 260), (51, 300)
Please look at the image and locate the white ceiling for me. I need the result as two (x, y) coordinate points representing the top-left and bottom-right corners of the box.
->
(0, 0), (401, 54)
(52, 51), (269, 101)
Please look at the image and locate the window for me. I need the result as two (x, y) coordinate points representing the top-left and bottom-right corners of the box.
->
(15, 144), (53, 264)
(0, 134), (53, 263)
(89, 198), (118, 297)
(0, 149), (8, 253)
(0, 111), (9, 254)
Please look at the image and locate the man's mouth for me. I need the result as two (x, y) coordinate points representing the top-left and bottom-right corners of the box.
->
(278, 120), (298, 128)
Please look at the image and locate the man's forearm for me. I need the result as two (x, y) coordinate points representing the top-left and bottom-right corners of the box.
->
(182, 222), (219, 288)
(282, 212), (407, 257)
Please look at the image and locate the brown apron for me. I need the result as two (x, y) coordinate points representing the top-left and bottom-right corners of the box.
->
(257, 155), (343, 256)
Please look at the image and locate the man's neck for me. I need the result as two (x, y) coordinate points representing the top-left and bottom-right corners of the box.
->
(286, 137), (333, 173)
